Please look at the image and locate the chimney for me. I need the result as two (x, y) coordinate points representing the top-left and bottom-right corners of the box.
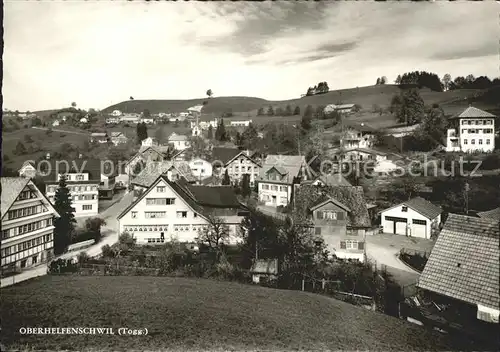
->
(78, 154), (83, 159)
(46, 153), (50, 160)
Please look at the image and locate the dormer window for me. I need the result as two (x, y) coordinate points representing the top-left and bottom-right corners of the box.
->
(402, 206), (408, 212)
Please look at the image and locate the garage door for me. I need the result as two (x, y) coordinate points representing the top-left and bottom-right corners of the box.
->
(412, 219), (427, 239)
(384, 216), (408, 235)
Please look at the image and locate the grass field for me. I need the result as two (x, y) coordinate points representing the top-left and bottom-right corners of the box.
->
(0, 275), (489, 351)
(102, 85), (493, 117)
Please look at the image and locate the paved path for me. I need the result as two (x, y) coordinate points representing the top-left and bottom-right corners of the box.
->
(0, 192), (134, 288)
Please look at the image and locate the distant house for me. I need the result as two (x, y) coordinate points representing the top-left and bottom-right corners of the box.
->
(334, 148), (388, 163)
(140, 117), (155, 124)
(373, 159), (400, 175)
(477, 207), (500, 220)
(250, 259), (279, 284)
(296, 185), (371, 262)
(52, 120), (60, 127)
(418, 214), (499, 324)
(257, 155), (314, 207)
(168, 133), (190, 151)
(18, 161), (38, 179)
(111, 110), (122, 117)
(445, 106), (496, 153)
(117, 176), (249, 245)
(190, 118), (218, 130)
(121, 114), (140, 124)
(383, 124), (421, 138)
(324, 104), (355, 114)
(169, 115), (186, 123)
(340, 120), (377, 150)
(106, 117), (121, 124)
(211, 147), (261, 186)
(379, 197), (442, 239)
(125, 145), (171, 176)
(230, 119), (252, 127)
(79, 117), (88, 124)
(90, 132), (109, 144)
(188, 158), (213, 180)
(141, 137), (159, 147)
(110, 132), (128, 146)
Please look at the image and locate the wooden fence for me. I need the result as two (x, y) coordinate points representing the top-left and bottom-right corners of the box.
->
(67, 239), (95, 253)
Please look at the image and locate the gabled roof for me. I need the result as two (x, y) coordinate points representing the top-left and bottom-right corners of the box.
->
(267, 166), (288, 175)
(118, 175), (244, 220)
(40, 159), (115, 182)
(418, 214), (499, 310)
(382, 197), (441, 220)
(309, 197), (351, 213)
(296, 185), (371, 228)
(132, 161), (195, 187)
(477, 207), (500, 221)
(453, 106), (496, 119)
(1, 177), (30, 216)
(259, 155), (314, 182)
(211, 147), (242, 165)
(20, 160), (36, 169)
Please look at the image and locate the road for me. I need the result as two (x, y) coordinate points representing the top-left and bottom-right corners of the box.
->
(31, 126), (90, 136)
(0, 192), (134, 288)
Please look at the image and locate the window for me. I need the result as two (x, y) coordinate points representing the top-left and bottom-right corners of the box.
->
(262, 184), (269, 190)
(176, 211), (187, 218)
(271, 185), (278, 191)
(464, 139), (468, 145)
(280, 196), (287, 204)
(315, 227), (322, 235)
(131, 211), (138, 218)
(402, 206), (408, 212)
(346, 240), (358, 250)
(280, 186), (288, 192)
(2, 230), (9, 239)
(32, 255), (38, 264)
(471, 139), (475, 145)
(412, 219), (427, 225)
(157, 186), (166, 193)
(479, 139), (483, 145)
(76, 175), (84, 181)
(21, 260), (27, 268)
(82, 205), (93, 211)
(145, 212), (166, 219)
(486, 139), (490, 145)
(146, 198), (175, 205)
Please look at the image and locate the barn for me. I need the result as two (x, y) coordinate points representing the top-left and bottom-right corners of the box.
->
(379, 197), (442, 239)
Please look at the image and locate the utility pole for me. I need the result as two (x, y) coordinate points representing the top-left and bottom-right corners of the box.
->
(465, 181), (470, 215)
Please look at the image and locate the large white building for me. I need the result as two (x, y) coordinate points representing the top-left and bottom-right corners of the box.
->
(42, 159), (111, 217)
(117, 176), (248, 245)
(168, 133), (190, 151)
(446, 106), (496, 153)
(257, 155), (315, 207)
(340, 120), (377, 150)
(1, 177), (59, 275)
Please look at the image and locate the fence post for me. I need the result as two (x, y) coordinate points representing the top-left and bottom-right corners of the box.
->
(301, 276), (305, 291)
(322, 278), (325, 290)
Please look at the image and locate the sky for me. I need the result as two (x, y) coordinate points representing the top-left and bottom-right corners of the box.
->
(3, 1), (499, 112)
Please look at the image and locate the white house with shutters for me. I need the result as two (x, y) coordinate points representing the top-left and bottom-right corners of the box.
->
(379, 197), (442, 239)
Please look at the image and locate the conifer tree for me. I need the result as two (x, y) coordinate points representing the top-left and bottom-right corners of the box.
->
(53, 175), (76, 254)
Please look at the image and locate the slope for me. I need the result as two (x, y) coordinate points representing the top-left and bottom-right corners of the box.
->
(0, 276), (491, 351)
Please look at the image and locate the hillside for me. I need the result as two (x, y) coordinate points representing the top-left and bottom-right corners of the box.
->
(102, 85), (497, 116)
(0, 276), (489, 351)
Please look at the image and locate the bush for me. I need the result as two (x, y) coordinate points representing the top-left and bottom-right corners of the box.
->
(49, 259), (79, 274)
(481, 153), (500, 170)
(400, 252), (428, 272)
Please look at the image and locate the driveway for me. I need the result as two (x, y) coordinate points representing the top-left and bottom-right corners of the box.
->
(1, 192), (135, 288)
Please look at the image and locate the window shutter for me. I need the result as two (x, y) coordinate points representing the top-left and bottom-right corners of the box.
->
(358, 242), (365, 250)
(315, 227), (322, 235)
(316, 211), (323, 220)
(337, 212), (344, 220)
(340, 241), (346, 249)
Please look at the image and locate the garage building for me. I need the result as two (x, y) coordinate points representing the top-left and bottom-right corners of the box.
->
(380, 197), (442, 239)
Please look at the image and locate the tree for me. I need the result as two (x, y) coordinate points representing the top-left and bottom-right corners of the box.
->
(417, 104), (448, 148)
(207, 125), (214, 139)
(275, 107), (284, 116)
(71, 102), (77, 108)
(284, 105), (292, 116)
(394, 75), (402, 84)
(257, 107), (265, 116)
(206, 89), (213, 98)
(442, 73), (452, 91)
(112, 232), (137, 264)
(14, 141), (27, 155)
(84, 217), (106, 243)
(132, 159), (146, 177)
(240, 174), (251, 198)
(196, 215), (230, 261)
(241, 123), (259, 150)
(301, 113), (312, 131)
(215, 119), (227, 141)
(376, 78), (381, 85)
(143, 109), (151, 118)
(32, 117), (42, 126)
(267, 106), (274, 116)
(235, 132), (244, 148)
(136, 122), (148, 142)
(293, 106), (301, 115)
(395, 89), (425, 125)
(380, 76), (387, 84)
(130, 96), (134, 100)
(53, 175), (76, 255)
(222, 169), (231, 185)
(188, 136), (208, 157)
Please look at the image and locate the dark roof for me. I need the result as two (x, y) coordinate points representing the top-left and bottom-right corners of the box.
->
(418, 214), (499, 310)
(449, 106), (496, 120)
(39, 159), (115, 183)
(211, 147), (242, 165)
(118, 175), (244, 220)
(477, 207), (500, 221)
(295, 185), (371, 228)
(309, 197), (351, 213)
(383, 197), (441, 220)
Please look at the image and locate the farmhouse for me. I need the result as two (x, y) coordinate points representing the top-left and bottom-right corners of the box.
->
(117, 176), (248, 245)
(90, 132), (109, 144)
(52, 120), (60, 127)
(250, 259), (279, 284)
(18, 161), (38, 179)
(379, 197), (442, 239)
(121, 113), (140, 124)
(340, 120), (377, 150)
(211, 147), (261, 186)
(140, 117), (155, 124)
(324, 103), (355, 114)
(257, 155), (314, 207)
(131, 161), (196, 196)
(446, 106), (496, 153)
(1, 178), (59, 275)
(298, 185), (371, 262)
(168, 133), (190, 151)
(229, 119), (252, 127)
(418, 214), (499, 324)
(124, 145), (171, 176)
(110, 110), (122, 117)
(110, 132), (128, 146)
(141, 137), (159, 147)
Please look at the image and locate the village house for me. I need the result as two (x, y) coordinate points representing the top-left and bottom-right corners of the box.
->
(379, 197), (442, 239)
(90, 132), (109, 144)
(300, 186), (372, 262)
(79, 117), (88, 124)
(106, 116), (121, 124)
(168, 133), (190, 151)
(124, 145), (171, 176)
(117, 175), (249, 245)
(190, 118), (218, 131)
(477, 207), (500, 220)
(52, 120), (60, 127)
(211, 147), (261, 186)
(110, 132), (128, 146)
(418, 214), (499, 324)
(324, 104), (355, 115)
(110, 110), (122, 117)
(1, 177), (59, 275)
(250, 259), (279, 284)
(229, 119), (253, 127)
(42, 159), (114, 217)
(340, 120), (377, 150)
(445, 106), (496, 153)
(18, 161), (38, 179)
(302, 172), (352, 187)
(140, 117), (155, 124)
(188, 157), (213, 180)
(257, 155), (315, 207)
(141, 137), (159, 147)
(121, 113), (140, 124)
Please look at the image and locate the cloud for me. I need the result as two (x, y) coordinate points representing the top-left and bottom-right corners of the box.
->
(3, 1), (498, 111)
